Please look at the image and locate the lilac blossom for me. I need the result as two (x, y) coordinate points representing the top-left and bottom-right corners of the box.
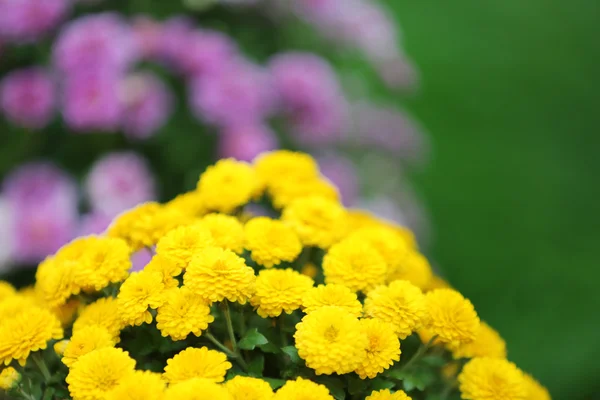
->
(157, 17), (196, 71)
(317, 154), (359, 206)
(0, 198), (13, 271)
(0, 0), (70, 43)
(131, 16), (163, 61)
(176, 29), (238, 77)
(130, 250), (152, 272)
(78, 212), (112, 236)
(218, 124), (278, 162)
(0, 68), (56, 130)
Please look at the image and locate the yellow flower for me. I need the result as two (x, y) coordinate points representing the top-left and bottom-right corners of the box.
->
(322, 237), (388, 292)
(254, 150), (319, 188)
(144, 254), (182, 289)
(282, 196), (347, 249)
(35, 255), (82, 309)
(244, 217), (302, 267)
(458, 357), (527, 400)
(194, 213), (245, 254)
(0, 306), (63, 366)
(302, 284), (362, 317)
(355, 318), (401, 379)
(349, 226), (411, 272)
(166, 190), (206, 218)
(0, 281), (16, 300)
(424, 275), (451, 292)
(197, 159), (261, 213)
(117, 270), (166, 326)
(426, 289), (480, 345)
(294, 306), (367, 375)
(225, 376), (274, 400)
(269, 176), (340, 209)
(452, 322), (507, 360)
(0, 367), (20, 390)
(66, 347), (136, 400)
(0, 294), (39, 321)
(523, 373), (551, 400)
(156, 225), (215, 269)
(363, 280), (427, 339)
(301, 262), (319, 278)
(273, 377), (334, 400)
(165, 378), (233, 400)
(184, 247), (256, 305)
(54, 340), (69, 356)
(106, 370), (166, 400)
(365, 389), (412, 400)
(251, 269), (314, 318)
(73, 297), (123, 339)
(387, 250), (433, 290)
(163, 347), (232, 384)
(62, 325), (115, 367)
(156, 287), (214, 341)
(51, 298), (81, 327)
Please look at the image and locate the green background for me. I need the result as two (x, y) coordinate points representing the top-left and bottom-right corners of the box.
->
(387, 0), (600, 398)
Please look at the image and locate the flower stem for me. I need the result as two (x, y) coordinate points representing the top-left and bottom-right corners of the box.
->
(400, 335), (438, 372)
(205, 332), (237, 358)
(278, 315), (288, 347)
(223, 301), (238, 353)
(17, 387), (36, 400)
(31, 352), (51, 382)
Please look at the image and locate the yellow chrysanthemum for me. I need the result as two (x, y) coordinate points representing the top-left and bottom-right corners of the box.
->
(322, 237), (388, 292)
(302, 284), (362, 317)
(66, 347), (136, 400)
(424, 275), (451, 292)
(73, 297), (123, 339)
(426, 289), (480, 345)
(51, 298), (81, 327)
(197, 159), (261, 213)
(523, 374), (551, 400)
(294, 306), (367, 375)
(144, 254), (182, 289)
(156, 224), (215, 269)
(269, 176), (340, 209)
(365, 389), (412, 400)
(458, 357), (527, 400)
(0, 294), (39, 321)
(62, 325), (115, 367)
(184, 247), (256, 304)
(387, 250), (433, 290)
(166, 190), (206, 218)
(165, 378), (233, 400)
(0, 281), (16, 300)
(244, 217), (302, 267)
(35, 256), (82, 309)
(106, 370), (166, 400)
(301, 262), (319, 278)
(273, 377), (334, 400)
(0, 367), (20, 390)
(452, 322), (507, 360)
(282, 196), (347, 249)
(254, 150), (319, 188)
(163, 347), (232, 384)
(225, 376), (274, 400)
(117, 270), (166, 326)
(251, 269), (314, 318)
(156, 287), (214, 341)
(0, 306), (63, 366)
(349, 226), (411, 272)
(355, 318), (401, 379)
(363, 280), (427, 339)
(193, 213), (245, 254)
(54, 340), (69, 356)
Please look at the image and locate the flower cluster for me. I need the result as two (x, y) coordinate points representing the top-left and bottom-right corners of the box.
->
(0, 152), (550, 400)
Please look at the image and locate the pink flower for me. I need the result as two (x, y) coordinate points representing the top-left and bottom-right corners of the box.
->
(218, 124), (278, 162)
(176, 29), (237, 77)
(157, 16), (195, 70)
(0, 0), (70, 43)
(0, 67), (55, 129)
(78, 212), (112, 236)
(131, 15), (163, 61)
(317, 154), (358, 206)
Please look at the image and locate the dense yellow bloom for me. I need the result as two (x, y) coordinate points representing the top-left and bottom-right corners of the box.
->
(294, 306), (367, 375)
(0, 281), (16, 300)
(106, 370), (166, 400)
(458, 357), (527, 400)
(66, 347), (136, 400)
(156, 287), (214, 340)
(195, 213), (245, 254)
(244, 217), (302, 267)
(302, 284), (362, 317)
(363, 280), (427, 339)
(282, 196), (347, 248)
(452, 322), (507, 360)
(349, 226), (411, 272)
(184, 247), (256, 304)
(54, 340), (69, 356)
(156, 224), (215, 269)
(424, 275), (451, 291)
(355, 318), (401, 379)
(166, 190), (206, 218)
(52, 298), (81, 327)
(0, 367), (19, 390)
(387, 250), (433, 290)
(117, 270), (166, 326)
(251, 269), (314, 318)
(163, 347), (232, 384)
(165, 378), (233, 400)
(269, 176), (340, 209)
(73, 297), (123, 339)
(273, 377), (334, 400)
(197, 159), (261, 213)
(523, 374), (551, 400)
(322, 237), (388, 292)
(225, 376), (274, 400)
(426, 289), (480, 345)
(254, 150), (319, 188)
(62, 325), (115, 367)
(144, 254), (182, 289)
(0, 294), (39, 321)
(0, 306), (63, 366)
(365, 389), (411, 400)
(35, 255), (82, 309)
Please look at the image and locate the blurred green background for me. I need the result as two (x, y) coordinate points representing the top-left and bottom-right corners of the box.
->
(387, 0), (600, 399)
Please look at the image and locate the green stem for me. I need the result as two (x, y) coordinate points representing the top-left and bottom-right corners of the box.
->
(32, 352), (51, 383)
(238, 306), (246, 336)
(278, 315), (288, 347)
(223, 301), (238, 353)
(400, 335), (438, 372)
(441, 379), (457, 399)
(17, 387), (36, 400)
(205, 332), (237, 358)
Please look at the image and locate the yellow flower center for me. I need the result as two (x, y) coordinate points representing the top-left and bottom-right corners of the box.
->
(324, 325), (339, 342)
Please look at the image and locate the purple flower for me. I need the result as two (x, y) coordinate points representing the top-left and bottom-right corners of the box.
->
(131, 15), (163, 61)
(78, 212), (112, 236)
(53, 13), (137, 74)
(0, 197), (14, 270)
(177, 30), (237, 77)
(317, 154), (359, 206)
(0, 67), (55, 130)
(130, 250), (152, 272)
(189, 61), (274, 127)
(85, 152), (156, 218)
(120, 72), (173, 139)
(218, 124), (278, 162)
(157, 17), (196, 70)
(61, 71), (122, 133)
(0, 0), (69, 43)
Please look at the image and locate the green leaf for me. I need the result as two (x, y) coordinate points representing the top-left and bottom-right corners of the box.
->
(263, 378), (286, 390)
(421, 355), (448, 367)
(42, 387), (56, 400)
(239, 328), (269, 350)
(281, 346), (301, 364)
(347, 375), (367, 395)
(403, 378), (416, 392)
(248, 354), (265, 377)
(370, 378), (396, 391)
(314, 376), (346, 400)
(258, 342), (280, 354)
